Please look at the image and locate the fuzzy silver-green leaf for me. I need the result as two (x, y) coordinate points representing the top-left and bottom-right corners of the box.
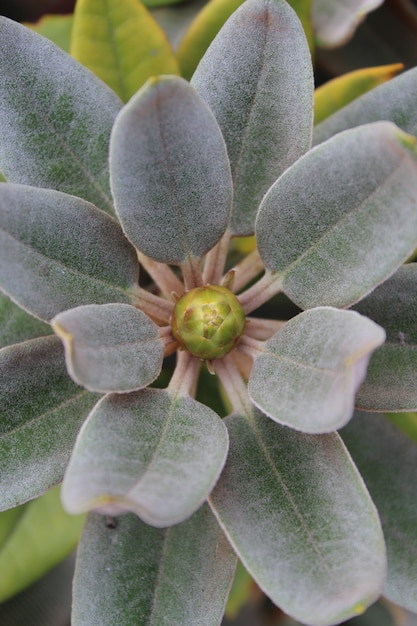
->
(342, 412), (417, 613)
(210, 409), (386, 626)
(0, 184), (139, 321)
(110, 75), (232, 264)
(354, 264), (417, 411)
(256, 121), (417, 309)
(312, 0), (384, 47)
(53, 304), (163, 393)
(62, 388), (228, 527)
(314, 67), (417, 146)
(0, 336), (98, 510)
(0, 17), (122, 215)
(191, 0), (314, 235)
(72, 506), (236, 625)
(248, 307), (385, 433)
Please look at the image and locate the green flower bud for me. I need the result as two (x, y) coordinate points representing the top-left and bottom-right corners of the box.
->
(171, 285), (246, 360)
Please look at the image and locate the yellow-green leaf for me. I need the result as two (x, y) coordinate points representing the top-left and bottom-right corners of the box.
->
(70, 0), (179, 102)
(26, 14), (73, 52)
(177, 0), (245, 80)
(0, 486), (84, 603)
(387, 412), (417, 445)
(314, 63), (403, 125)
(224, 560), (253, 620)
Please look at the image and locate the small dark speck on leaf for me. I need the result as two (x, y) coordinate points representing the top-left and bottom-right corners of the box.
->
(105, 516), (117, 529)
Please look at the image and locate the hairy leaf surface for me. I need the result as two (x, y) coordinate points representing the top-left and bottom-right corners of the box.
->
(354, 264), (417, 411)
(314, 64), (403, 125)
(110, 76), (232, 264)
(0, 336), (98, 510)
(342, 412), (417, 612)
(256, 122), (417, 309)
(191, 0), (314, 235)
(0, 17), (122, 215)
(71, 0), (179, 102)
(248, 308), (385, 433)
(0, 185), (139, 321)
(177, 0), (244, 80)
(314, 67), (417, 145)
(62, 389), (228, 527)
(73, 506), (236, 625)
(53, 304), (163, 393)
(210, 409), (386, 626)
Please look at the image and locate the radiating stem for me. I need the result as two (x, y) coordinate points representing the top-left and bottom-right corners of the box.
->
(229, 248), (265, 294)
(130, 286), (173, 324)
(214, 355), (253, 416)
(231, 349), (253, 381)
(168, 349), (201, 398)
(180, 256), (203, 290)
(244, 317), (286, 340)
(158, 326), (179, 357)
(137, 250), (184, 300)
(238, 271), (282, 314)
(237, 334), (265, 359)
(202, 230), (232, 285)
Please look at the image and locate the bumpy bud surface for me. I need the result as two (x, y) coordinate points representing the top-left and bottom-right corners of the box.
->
(171, 285), (246, 360)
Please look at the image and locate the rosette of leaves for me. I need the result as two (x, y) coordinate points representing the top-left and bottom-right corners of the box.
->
(1, 0), (417, 624)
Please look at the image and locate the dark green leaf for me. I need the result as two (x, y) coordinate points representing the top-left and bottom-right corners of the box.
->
(0, 336), (98, 509)
(342, 412), (417, 612)
(0, 292), (51, 349)
(72, 505), (236, 625)
(354, 264), (417, 411)
(0, 17), (122, 215)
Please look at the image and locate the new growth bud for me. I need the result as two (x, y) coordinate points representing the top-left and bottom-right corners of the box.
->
(171, 285), (246, 360)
